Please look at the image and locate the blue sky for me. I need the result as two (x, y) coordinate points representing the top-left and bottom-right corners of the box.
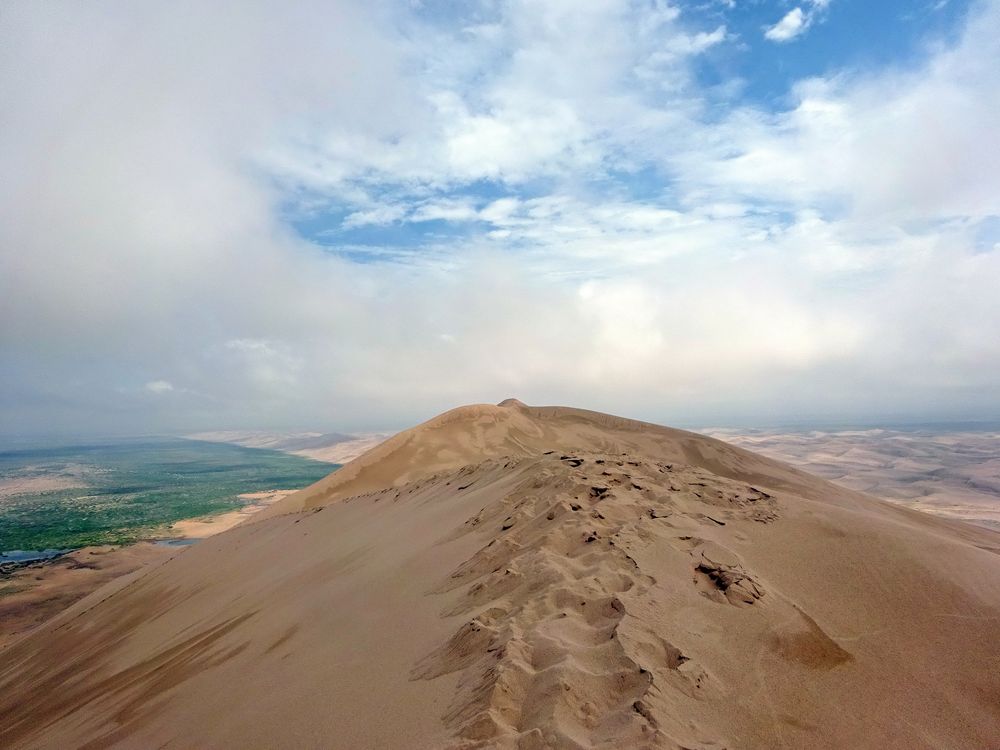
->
(704, 1), (972, 98)
(1, 0), (998, 435)
(287, 0), (981, 256)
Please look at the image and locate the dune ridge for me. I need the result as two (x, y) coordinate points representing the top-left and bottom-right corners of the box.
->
(1, 400), (999, 749)
(409, 451), (782, 748)
(260, 399), (827, 520)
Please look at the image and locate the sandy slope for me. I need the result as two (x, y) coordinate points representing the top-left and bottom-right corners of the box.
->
(2, 400), (999, 748)
(0, 544), (175, 649)
(0, 492), (296, 649)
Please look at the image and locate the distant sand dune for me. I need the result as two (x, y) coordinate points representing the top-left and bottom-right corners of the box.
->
(2, 400), (999, 748)
(705, 428), (1000, 530)
(186, 430), (391, 465)
(0, 475), (86, 499)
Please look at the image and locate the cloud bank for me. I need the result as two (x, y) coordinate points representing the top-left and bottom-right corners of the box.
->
(1, 0), (998, 436)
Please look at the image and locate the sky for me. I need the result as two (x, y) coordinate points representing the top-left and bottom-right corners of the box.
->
(1, 0), (999, 437)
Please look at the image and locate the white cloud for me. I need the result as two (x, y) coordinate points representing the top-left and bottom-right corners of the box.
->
(144, 380), (175, 394)
(765, 8), (808, 41)
(223, 339), (303, 391)
(764, 1), (833, 42)
(410, 199), (479, 223)
(689, 5), (1000, 222)
(342, 205), (407, 229)
(266, 1), (715, 194)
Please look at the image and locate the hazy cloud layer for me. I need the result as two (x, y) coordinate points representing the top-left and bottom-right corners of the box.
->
(1, 0), (998, 436)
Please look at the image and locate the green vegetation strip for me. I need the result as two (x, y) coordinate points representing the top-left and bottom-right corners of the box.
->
(0, 438), (336, 552)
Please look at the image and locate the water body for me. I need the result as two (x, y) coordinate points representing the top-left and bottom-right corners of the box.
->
(0, 549), (71, 564)
(0, 437), (336, 553)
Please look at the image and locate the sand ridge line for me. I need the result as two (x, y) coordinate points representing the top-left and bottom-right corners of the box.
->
(408, 451), (782, 748)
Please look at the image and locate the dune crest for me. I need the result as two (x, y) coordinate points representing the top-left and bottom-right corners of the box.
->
(2, 401), (999, 749)
(260, 399), (830, 519)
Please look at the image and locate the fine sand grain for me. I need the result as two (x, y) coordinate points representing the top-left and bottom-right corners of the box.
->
(1, 400), (998, 748)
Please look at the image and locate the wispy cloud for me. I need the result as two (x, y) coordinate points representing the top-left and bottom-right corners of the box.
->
(765, 8), (808, 41)
(764, 0), (833, 42)
(144, 380), (175, 394)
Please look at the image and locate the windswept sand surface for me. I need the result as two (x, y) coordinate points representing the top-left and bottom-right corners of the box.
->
(0, 492), (293, 649)
(0, 544), (175, 648)
(2, 401), (999, 748)
(704, 428), (1000, 530)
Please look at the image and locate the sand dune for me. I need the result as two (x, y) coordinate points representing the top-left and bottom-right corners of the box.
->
(2, 400), (999, 748)
(166, 490), (296, 539)
(186, 430), (391, 464)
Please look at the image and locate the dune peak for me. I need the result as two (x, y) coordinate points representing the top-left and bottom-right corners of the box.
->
(497, 397), (528, 408)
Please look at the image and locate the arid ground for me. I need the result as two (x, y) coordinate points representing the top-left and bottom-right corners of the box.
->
(704, 428), (1000, 531)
